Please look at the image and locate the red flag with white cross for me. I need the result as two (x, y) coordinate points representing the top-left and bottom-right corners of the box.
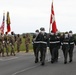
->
(49, 1), (58, 33)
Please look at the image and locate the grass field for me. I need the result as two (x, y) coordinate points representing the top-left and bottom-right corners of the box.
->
(15, 34), (33, 52)
(3, 34), (33, 53)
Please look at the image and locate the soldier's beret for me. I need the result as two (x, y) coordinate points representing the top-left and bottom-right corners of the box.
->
(69, 30), (72, 33)
(35, 29), (39, 32)
(5, 32), (8, 34)
(11, 31), (14, 35)
(65, 32), (68, 34)
(40, 27), (45, 31)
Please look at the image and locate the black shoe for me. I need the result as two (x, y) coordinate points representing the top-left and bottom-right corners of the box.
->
(41, 62), (45, 66)
(64, 61), (67, 64)
(69, 60), (72, 63)
(35, 59), (38, 63)
(51, 60), (54, 63)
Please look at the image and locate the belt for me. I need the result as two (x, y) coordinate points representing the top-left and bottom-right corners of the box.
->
(34, 41), (47, 44)
(50, 41), (60, 44)
(62, 42), (69, 44)
(34, 42), (40, 43)
(70, 42), (74, 44)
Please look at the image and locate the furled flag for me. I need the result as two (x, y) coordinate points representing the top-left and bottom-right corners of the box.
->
(0, 13), (5, 34)
(6, 11), (11, 33)
(50, 1), (58, 33)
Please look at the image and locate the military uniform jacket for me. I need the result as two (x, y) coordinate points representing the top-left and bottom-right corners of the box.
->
(25, 36), (30, 45)
(17, 36), (22, 44)
(69, 35), (75, 45)
(35, 32), (48, 47)
(0, 35), (3, 45)
(32, 34), (38, 44)
(62, 37), (69, 50)
(9, 35), (15, 45)
(49, 34), (60, 49)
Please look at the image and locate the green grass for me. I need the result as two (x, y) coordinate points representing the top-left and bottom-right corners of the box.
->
(15, 35), (33, 52)
(3, 34), (33, 52)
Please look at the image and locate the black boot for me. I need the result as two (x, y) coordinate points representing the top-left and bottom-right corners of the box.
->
(41, 62), (45, 66)
(35, 58), (38, 63)
(69, 59), (72, 63)
(64, 61), (67, 64)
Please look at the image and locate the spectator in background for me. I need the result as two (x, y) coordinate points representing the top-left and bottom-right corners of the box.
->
(25, 33), (30, 53)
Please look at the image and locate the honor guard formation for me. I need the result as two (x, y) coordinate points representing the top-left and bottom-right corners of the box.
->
(0, 28), (76, 66)
(32, 27), (76, 65)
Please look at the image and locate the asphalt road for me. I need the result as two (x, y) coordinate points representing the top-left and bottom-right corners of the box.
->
(0, 46), (76, 75)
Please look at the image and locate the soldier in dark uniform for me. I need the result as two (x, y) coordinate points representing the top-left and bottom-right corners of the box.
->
(36, 27), (48, 65)
(54, 32), (61, 62)
(68, 31), (75, 63)
(49, 31), (60, 63)
(32, 29), (39, 63)
(62, 32), (69, 64)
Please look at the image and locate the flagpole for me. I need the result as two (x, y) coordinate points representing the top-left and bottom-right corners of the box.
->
(49, 0), (53, 33)
(47, 0), (54, 62)
(52, 0), (53, 2)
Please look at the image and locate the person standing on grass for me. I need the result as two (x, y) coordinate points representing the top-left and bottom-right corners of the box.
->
(3, 32), (10, 56)
(0, 33), (4, 57)
(16, 34), (22, 53)
(9, 31), (16, 56)
(25, 33), (30, 53)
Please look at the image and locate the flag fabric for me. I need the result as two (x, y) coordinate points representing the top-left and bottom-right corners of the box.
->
(50, 1), (57, 33)
(6, 11), (11, 33)
(0, 13), (5, 34)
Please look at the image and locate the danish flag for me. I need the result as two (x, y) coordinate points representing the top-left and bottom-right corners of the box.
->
(50, 1), (58, 33)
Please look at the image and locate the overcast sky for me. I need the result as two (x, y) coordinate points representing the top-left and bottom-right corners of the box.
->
(0, 0), (76, 34)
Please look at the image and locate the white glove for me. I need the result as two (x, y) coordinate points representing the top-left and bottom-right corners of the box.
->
(7, 41), (9, 43)
(3, 41), (5, 43)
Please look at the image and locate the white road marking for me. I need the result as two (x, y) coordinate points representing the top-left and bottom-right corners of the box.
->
(0, 57), (18, 61)
(11, 56), (61, 75)
(0, 58), (3, 60)
(11, 65), (39, 75)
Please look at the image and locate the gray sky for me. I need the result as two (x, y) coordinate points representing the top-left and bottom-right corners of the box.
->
(0, 0), (76, 34)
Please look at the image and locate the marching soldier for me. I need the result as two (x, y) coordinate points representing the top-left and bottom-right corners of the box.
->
(49, 31), (60, 63)
(0, 33), (4, 57)
(9, 31), (16, 56)
(36, 27), (48, 65)
(54, 32), (61, 62)
(68, 31), (75, 63)
(62, 32), (69, 64)
(3, 32), (9, 56)
(32, 29), (39, 63)
(25, 33), (30, 53)
(16, 34), (22, 53)
(32, 29), (42, 63)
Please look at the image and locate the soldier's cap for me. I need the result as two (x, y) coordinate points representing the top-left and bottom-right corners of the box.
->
(40, 27), (45, 31)
(69, 30), (72, 33)
(35, 29), (39, 32)
(11, 31), (14, 35)
(17, 34), (20, 36)
(65, 32), (68, 34)
(5, 32), (8, 34)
